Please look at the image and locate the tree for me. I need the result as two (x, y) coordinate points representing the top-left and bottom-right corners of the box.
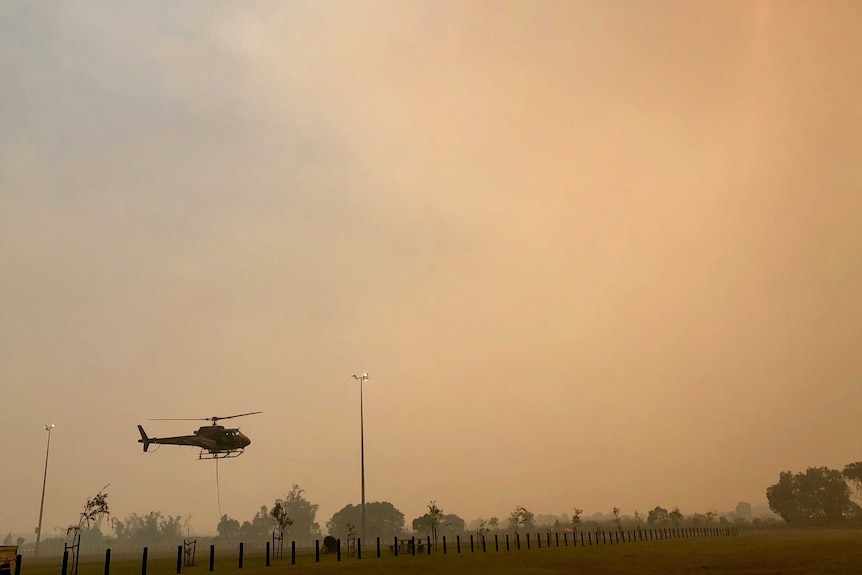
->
(508, 506), (533, 533)
(647, 506), (668, 526)
(270, 501), (294, 537)
(66, 486), (110, 575)
(571, 508), (583, 534)
(425, 501), (444, 549)
(439, 514), (465, 536)
(66, 486), (110, 543)
(767, 467), (857, 524)
(113, 512), (182, 544)
(327, 502), (404, 540)
(612, 507), (622, 531)
(704, 511), (716, 524)
(272, 485), (320, 541)
(412, 502), (446, 548)
(2, 534), (10, 545)
(240, 506), (275, 541)
(843, 462), (862, 502)
(668, 508), (683, 525)
(734, 501), (752, 522)
(216, 515), (240, 540)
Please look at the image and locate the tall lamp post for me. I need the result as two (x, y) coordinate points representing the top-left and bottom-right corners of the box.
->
(35, 424), (55, 557)
(351, 373), (369, 541)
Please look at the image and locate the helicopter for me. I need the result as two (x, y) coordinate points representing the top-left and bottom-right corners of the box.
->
(137, 412), (261, 460)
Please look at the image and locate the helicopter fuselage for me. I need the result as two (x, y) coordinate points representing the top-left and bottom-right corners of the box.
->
(138, 424), (251, 456)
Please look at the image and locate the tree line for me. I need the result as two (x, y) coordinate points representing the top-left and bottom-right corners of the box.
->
(26, 462), (860, 550)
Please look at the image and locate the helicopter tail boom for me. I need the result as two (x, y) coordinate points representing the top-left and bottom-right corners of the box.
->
(137, 425), (152, 452)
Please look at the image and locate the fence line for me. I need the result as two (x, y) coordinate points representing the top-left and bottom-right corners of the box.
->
(24, 527), (739, 575)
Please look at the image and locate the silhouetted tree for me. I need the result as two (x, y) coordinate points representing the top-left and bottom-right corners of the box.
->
(411, 501), (445, 548)
(270, 501), (293, 538)
(571, 508), (583, 534)
(668, 508), (683, 525)
(734, 501), (752, 522)
(843, 462), (862, 502)
(507, 506), (534, 533)
(239, 506), (274, 541)
(767, 467), (857, 524)
(647, 506), (669, 526)
(327, 502), (404, 540)
(272, 485), (320, 541)
(66, 486), (110, 575)
(113, 512), (182, 544)
(216, 515), (240, 540)
(612, 507), (622, 531)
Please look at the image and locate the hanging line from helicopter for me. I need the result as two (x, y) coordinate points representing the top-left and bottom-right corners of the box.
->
(216, 456), (229, 544)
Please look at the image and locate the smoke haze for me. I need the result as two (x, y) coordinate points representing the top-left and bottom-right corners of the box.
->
(2, 0), (860, 537)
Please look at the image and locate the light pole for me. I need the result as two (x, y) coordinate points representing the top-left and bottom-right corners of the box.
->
(35, 424), (55, 557)
(351, 373), (369, 541)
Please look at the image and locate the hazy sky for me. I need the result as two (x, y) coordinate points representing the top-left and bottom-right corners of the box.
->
(2, 0), (861, 538)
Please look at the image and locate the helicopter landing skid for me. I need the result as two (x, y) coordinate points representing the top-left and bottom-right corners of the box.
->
(199, 449), (244, 460)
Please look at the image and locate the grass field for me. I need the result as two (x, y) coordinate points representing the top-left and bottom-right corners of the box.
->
(16, 530), (862, 575)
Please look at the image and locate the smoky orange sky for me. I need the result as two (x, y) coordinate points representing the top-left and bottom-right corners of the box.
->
(2, 0), (861, 538)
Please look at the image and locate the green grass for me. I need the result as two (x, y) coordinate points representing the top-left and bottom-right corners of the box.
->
(17, 530), (862, 575)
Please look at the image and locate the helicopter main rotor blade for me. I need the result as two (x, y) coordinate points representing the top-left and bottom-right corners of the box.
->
(148, 412), (262, 423)
(209, 411), (263, 421)
(149, 418), (211, 421)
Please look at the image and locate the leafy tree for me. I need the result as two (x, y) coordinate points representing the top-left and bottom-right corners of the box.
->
(668, 508), (683, 525)
(113, 512), (182, 544)
(411, 501), (445, 548)
(647, 506), (669, 526)
(240, 506), (274, 541)
(705, 511), (716, 524)
(327, 502), (404, 540)
(66, 487), (110, 575)
(488, 517), (499, 531)
(734, 501), (752, 522)
(439, 514), (465, 536)
(571, 508), (583, 534)
(507, 506), (534, 533)
(15, 537), (24, 547)
(216, 515), (240, 540)
(270, 501), (293, 537)
(273, 485), (320, 541)
(843, 462), (862, 502)
(67, 486), (110, 543)
(767, 467), (857, 524)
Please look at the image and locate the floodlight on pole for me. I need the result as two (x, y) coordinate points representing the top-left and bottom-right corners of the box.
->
(352, 373), (369, 541)
(35, 424), (55, 557)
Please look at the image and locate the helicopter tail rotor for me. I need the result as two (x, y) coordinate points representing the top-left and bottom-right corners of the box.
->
(137, 425), (153, 453)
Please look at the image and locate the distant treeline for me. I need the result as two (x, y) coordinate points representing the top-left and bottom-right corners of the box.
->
(19, 462), (861, 552)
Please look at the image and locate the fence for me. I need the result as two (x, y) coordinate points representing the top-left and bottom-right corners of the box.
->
(20, 527), (739, 575)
